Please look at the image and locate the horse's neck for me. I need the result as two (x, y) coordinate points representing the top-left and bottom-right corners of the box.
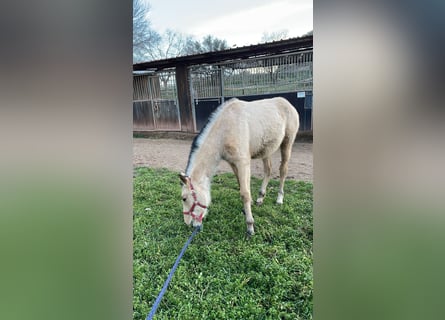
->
(189, 138), (222, 185)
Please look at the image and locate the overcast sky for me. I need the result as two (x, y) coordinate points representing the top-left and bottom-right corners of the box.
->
(145, 0), (312, 47)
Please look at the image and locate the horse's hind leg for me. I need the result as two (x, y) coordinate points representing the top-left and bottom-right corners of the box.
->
(277, 135), (295, 204)
(256, 157), (272, 205)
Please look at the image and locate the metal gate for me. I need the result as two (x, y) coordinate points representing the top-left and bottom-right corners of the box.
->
(189, 66), (224, 131)
(190, 50), (313, 132)
(133, 70), (181, 131)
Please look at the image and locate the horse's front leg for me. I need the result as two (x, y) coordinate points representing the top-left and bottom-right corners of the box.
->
(236, 161), (254, 235)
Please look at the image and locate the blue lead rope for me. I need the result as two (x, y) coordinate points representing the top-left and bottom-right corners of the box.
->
(146, 226), (201, 320)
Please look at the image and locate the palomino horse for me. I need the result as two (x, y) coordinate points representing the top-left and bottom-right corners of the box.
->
(179, 97), (299, 235)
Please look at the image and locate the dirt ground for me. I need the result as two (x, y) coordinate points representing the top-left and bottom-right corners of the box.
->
(133, 138), (312, 182)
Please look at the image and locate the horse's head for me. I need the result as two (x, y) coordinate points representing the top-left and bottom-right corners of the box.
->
(179, 173), (209, 227)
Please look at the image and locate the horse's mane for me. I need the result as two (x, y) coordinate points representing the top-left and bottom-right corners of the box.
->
(185, 98), (238, 175)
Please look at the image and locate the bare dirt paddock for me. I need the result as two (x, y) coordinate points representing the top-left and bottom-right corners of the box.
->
(133, 137), (313, 182)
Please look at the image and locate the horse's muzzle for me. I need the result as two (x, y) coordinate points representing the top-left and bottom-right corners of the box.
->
(183, 214), (192, 226)
(191, 219), (202, 228)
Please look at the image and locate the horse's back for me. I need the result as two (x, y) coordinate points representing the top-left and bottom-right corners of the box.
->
(225, 97), (298, 124)
(221, 97), (299, 160)
(244, 97), (299, 138)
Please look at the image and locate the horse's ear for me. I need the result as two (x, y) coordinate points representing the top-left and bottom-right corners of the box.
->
(179, 172), (189, 185)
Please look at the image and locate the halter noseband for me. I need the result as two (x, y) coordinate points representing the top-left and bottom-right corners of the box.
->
(183, 180), (207, 223)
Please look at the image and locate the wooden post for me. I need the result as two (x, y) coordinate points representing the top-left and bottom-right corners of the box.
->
(176, 64), (195, 132)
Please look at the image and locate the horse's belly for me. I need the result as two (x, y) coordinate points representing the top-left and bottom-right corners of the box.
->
(250, 134), (283, 159)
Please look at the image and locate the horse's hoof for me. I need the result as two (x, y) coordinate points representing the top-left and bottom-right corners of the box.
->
(256, 199), (263, 206)
(246, 229), (254, 237)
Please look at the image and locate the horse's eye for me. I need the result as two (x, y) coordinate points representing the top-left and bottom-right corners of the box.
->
(182, 197), (187, 202)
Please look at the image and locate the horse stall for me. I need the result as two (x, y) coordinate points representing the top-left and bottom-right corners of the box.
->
(133, 35), (313, 134)
(133, 70), (181, 131)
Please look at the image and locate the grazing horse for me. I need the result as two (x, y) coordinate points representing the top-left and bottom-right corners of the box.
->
(179, 97), (299, 235)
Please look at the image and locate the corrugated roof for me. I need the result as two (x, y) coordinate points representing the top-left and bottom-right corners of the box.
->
(133, 35), (313, 71)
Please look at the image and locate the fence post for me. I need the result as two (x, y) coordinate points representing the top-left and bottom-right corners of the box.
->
(220, 66), (225, 103)
(176, 64), (195, 133)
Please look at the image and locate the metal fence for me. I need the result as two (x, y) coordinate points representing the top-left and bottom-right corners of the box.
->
(190, 50), (313, 100)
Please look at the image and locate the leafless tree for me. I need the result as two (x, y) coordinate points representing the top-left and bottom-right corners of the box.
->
(148, 31), (230, 61)
(260, 30), (290, 43)
(133, 0), (160, 63)
(147, 29), (195, 61)
(184, 35), (230, 55)
(134, 1), (230, 63)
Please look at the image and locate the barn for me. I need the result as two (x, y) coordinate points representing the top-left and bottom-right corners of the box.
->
(133, 34), (313, 135)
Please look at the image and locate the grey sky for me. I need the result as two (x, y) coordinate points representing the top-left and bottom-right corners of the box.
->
(145, 0), (312, 47)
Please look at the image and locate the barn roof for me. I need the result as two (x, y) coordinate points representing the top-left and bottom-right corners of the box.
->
(133, 35), (313, 72)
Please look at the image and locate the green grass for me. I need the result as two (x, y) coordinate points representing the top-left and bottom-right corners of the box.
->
(133, 167), (313, 320)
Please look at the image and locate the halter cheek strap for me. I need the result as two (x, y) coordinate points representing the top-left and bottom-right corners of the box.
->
(183, 181), (207, 223)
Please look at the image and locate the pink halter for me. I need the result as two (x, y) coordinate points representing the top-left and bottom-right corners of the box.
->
(183, 180), (207, 223)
